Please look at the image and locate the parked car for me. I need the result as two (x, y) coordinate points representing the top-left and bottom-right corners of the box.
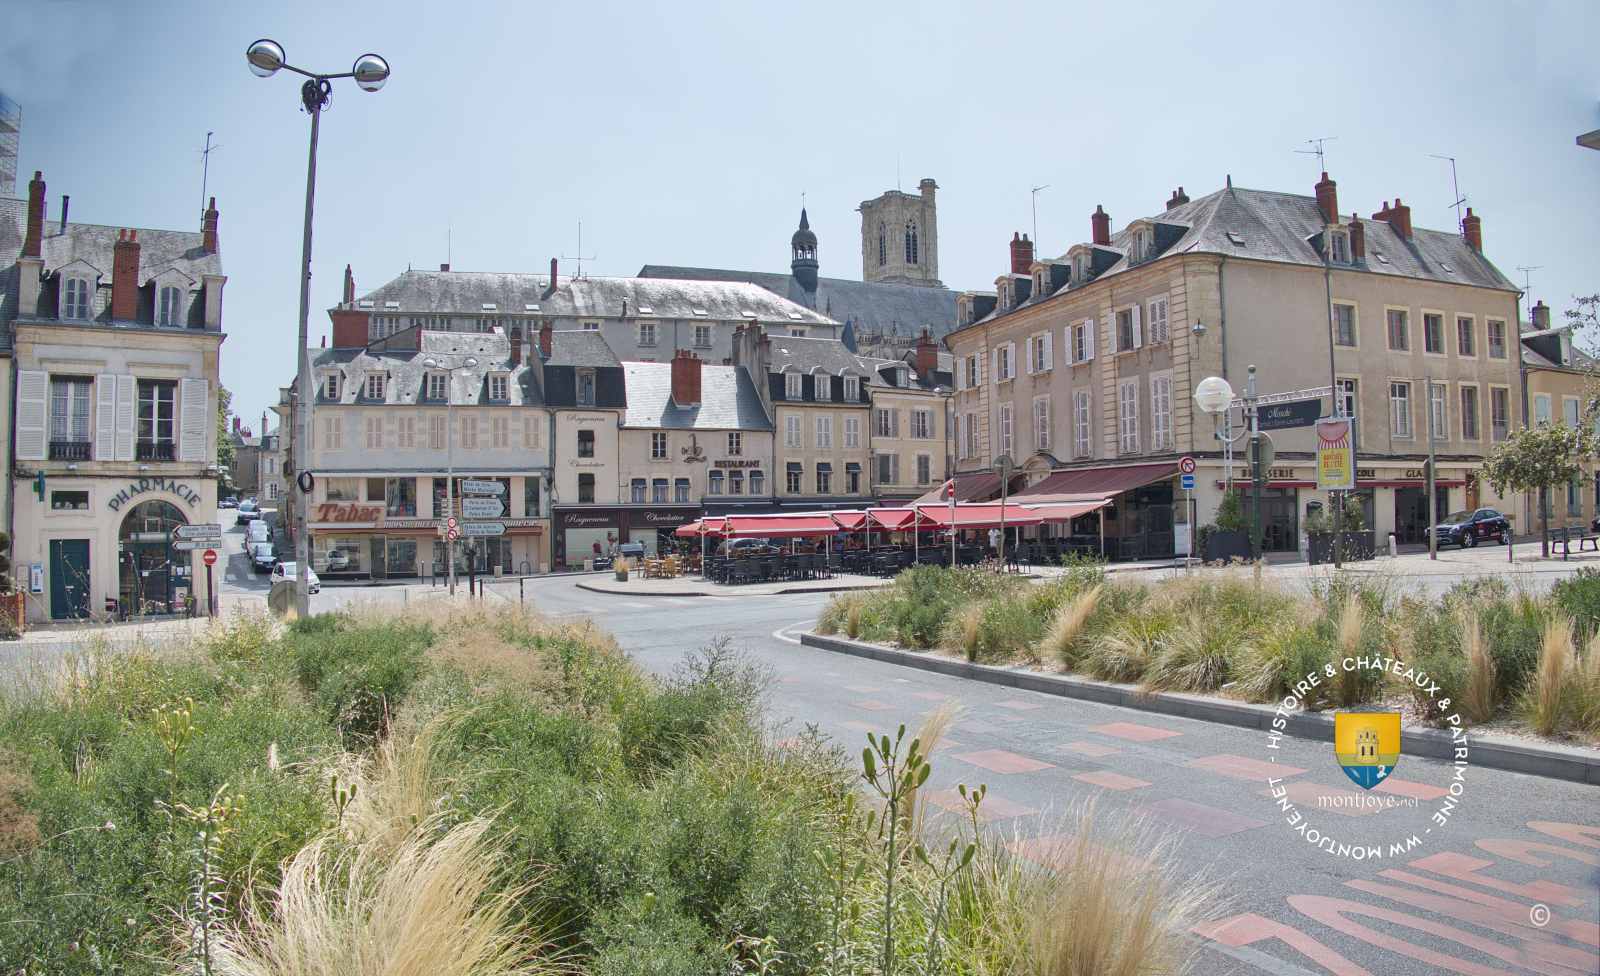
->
(1426, 509), (1511, 548)
(270, 561), (320, 593)
(246, 520), (271, 545)
(250, 542), (277, 573)
(219, 497), (238, 509)
(323, 549), (351, 571)
(236, 499), (259, 522)
(716, 537), (773, 557)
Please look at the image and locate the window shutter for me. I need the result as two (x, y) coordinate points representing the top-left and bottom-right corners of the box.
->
(1007, 343), (1016, 378)
(16, 370), (47, 461)
(1024, 337), (1035, 374)
(991, 347), (999, 382)
(115, 374), (137, 460)
(955, 361), (965, 391)
(1130, 304), (1143, 348)
(1085, 320), (1097, 360)
(179, 378), (209, 461)
(96, 373), (117, 461)
(1042, 331), (1053, 368)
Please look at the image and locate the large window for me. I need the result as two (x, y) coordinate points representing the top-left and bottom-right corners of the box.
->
(727, 432), (742, 456)
(385, 477), (416, 517)
(694, 324), (711, 348)
(997, 403), (1013, 455)
(785, 415), (801, 448)
(750, 470), (765, 495)
(1152, 374), (1173, 451)
(917, 455), (931, 485)
(1386, 309), (1409, 351)
(638, 322), (657, 347)
(488, 374), (509, 401)
(628, 478), (646, 503)
(136, 379), (176, 460)
(786, 465), (802, 494)
(49, 377), (91, 459)
(905, 220), (919, 264)
(1033, 396), (1051, 451)
(365, 372), (386, 400)
(843, 375), (860, 401)
(875, 407), (897, 438)
(1147, 298), (1170, 344)
(709, 470), (725, 495)
(577, 429), (595, 458)
(652, 478), (668, 503)
(1423, 313), (1445, 354)
(1072, 321), (1094, 363)
(1389, 381), (1412, 438)
(157, 286), (184, 327)
(366, 415), (383, 449)
(817, 465), (832, 494)
(1116, 309), (1136, 352)
(816, 415), (833, 448)
(1460, 386), (1480, 440)
(843, 415), (860, 448)
(911, 409), (932, 439)
(524, 476), (541, 517)
(728, 471), (743, 495)
(1074, 391), (1091, 458)
(1491, 387), (1510, 442)
(1429, 383), (1448, 440)
(651, 432), (668, 459)
(1333, 304), (1357, 347)
(674, 478), (690, 503)
(785, 372), (803, 400)
(1487, 320), (1507, 359)
(578, 473), (595, 504)
(63, 276), (92, 320)
(1118, 379), (1139, 454)
(429, 415), (445, 450)
(1456, 316), (1475, 357)
(995, 344), (1013, 382)
(875, 454), (897, 487)
(1534, 394), (1552, 427)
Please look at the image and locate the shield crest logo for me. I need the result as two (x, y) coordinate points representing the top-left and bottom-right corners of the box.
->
(1334, 713), (1400, 789)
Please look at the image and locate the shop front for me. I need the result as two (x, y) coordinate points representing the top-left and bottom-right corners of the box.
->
(1206, 462), (1469, 548)
(1012, 462), (1178, 560)
(552, 504), (701, 568)
(308, 503), (548, 579)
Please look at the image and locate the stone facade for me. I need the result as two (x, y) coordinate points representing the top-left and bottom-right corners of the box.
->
(860, 179), (942, 287)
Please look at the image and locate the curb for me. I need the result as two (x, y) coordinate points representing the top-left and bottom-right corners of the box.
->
(799, 632), (1600, 786)
(574, 580), (890, 598)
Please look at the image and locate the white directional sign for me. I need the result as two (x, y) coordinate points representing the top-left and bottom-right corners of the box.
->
(174, 523), (223, 540)
(460, 479), (506, 496)
(461, 497), (505, 519)
(173, 540), (212, 551)
(461, 521), (506, 537)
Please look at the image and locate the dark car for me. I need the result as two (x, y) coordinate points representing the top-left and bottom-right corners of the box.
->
(1426, 509), (1511, 548)
(219, 497), (238, 509)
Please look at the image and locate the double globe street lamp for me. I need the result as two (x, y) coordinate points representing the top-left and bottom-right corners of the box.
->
(245, 40), (389, 618)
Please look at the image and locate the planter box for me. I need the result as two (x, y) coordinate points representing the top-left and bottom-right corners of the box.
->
(1307, 530), (1376, 565)
(1201, 530), (1253, 564)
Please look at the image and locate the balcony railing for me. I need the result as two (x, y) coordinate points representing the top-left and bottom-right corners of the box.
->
(49, 440), (92, 461)
(136, 441), (176, 462)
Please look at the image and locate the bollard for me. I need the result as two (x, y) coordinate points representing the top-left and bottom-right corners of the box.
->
(519, 577), (525, 607)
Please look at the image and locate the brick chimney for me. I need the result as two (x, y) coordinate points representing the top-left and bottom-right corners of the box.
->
(913, 328), (938, 378)
(1348, 213), (1365, 261)
(1371, 198), (1412, 240)
(22, 170), (44, 258)
(1462, 207), (1482, 252)
(1009, 232), (1034, 274)
(342, 264), (355, 305)
(538, 321), (552, 359)
(111, 229), (141, 321)
(1532, 300), (1551, 331)
(1091, 205), (1111, 246)
(1314, 172), (1338, 225)
(261, 411), (268, 436)
(439, 263), (450, 272)
(1166, 186), (1189, 210)
(201, 197), (219, 253)
(671, 349), (703, 406)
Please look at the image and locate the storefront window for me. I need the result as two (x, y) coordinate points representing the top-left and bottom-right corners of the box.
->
(384, 478), (416, 516)
(326, 477), (362, 501)
(524, 476), (542, 518)
(119, 500), (188, 614)
(316, 536), (365, 574)
(386, 539), (418, 577)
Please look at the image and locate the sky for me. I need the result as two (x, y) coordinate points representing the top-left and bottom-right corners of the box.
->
(4, 0), (1598, 429)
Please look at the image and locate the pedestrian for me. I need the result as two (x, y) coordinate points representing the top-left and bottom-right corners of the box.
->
(988, 527), (1000, 553)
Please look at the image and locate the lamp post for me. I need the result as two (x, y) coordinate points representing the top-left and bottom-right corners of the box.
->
(1195, 371), (1265, 556)
(993, 453), (1014, 570)
(423, 356), (479, 595)
(246, 40), (390, 619)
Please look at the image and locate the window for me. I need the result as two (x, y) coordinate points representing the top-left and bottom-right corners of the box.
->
(1329, 230), (1351, 264)
(911, 409), (932, 439)
(651, 431), (668, 459)
(727, 432), (742, 456)
(136, 380), (176, 459)
(997, 402), (1014, 455)
(817, 465), (833, 493)
(1390, 381), (1412, 438)
(750, 470), (765, 495)
(1456, 316), (1475, 357)
(875, 454), (897, 487)
(524, 416), (541, 449)
(398, 415), (416, 448)
(63, 276), (91, 319)
(1333, 304), (1357, 347)
(492, 415), (509, 449)
(917, 455), (931, 485)
(576, 473), (596, 504)
(1032, 396), (1051, 451)
(51, 490), (89, 510)
(785, 372), (803, 400)
(965, 356), (981, 388)
(366, 415), (383, 449)
(581, 321), (600, 332)
(525, 476), (542, 516)
(1564, 397), (1581, 428)
(324, 373), (342, 400)
(577, 428), (595, 458)
(1335, 378), (1358, 420)
(1487, 319), (1507, 359)
(157, 285), (183, 326)
(905, 220), (919, 264)
(1152, 374), (1173, 451)
(1029, 333), (1050, 372)
(1072, 320), (1094, 363)
(790, 328), (807, 338)
(1074, 391), (1091, 458)
(365, 372), (386, 400)
(846, 467), (861, 493)
(322, 414), (343, 451)
(1461, 385), (1480, 440)
(1534, 394), (1552, 427)
(460, 414), (479, 449)
(878, 222), (887, 266)
(1423, 313), (1445, 354)
(488, 374), (509, 401)
(1117, 379), (1139, 454)
(1132, 228), (1153, 262)
(48, 377), (91, 454)
(638, 322), (657, 347)
(786, 466), (802, 494)
(385, 478), (417, 517)
(423, 414), (443, 450)
(693, 324), (712, 348)
(785, 415), (801, 448)
(875, 407), (897, 438)
(1117, 309), (1135, 352)
(1386, 309), (1409, 351)
(1491, 387), (1510, 442)
(674, 478), (690, 503)
(995, 344), (1013, 382)
(709, 470), (725, 495)
(843, 374), (860, 401)
(652, 478), (669, 503)
(325, 478), (361, 501)
(630, 479), (646, 504)
(1429, 383), (1447, 440)
(815, 415), (833, 448)
(1148, 298), (1170, 344)
(577, 369), (596, 406)
(844, 416), (860, 448)
(728, 470), (744, 495)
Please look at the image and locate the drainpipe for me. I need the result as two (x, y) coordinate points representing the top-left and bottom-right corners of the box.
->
(1216, 256), (1230, 382)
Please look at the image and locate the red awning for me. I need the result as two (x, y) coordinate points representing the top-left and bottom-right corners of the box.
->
(911, 473), (1002, 505)
(831, 511), (869, 531)
(1022, 500), (1110, 522)
(1014, 462), (1177, 503)
(673, 520), (702, 538)
(867, 507), (920, 531)
(914, 503), (1044, 529)
(722, 514), (840, 537)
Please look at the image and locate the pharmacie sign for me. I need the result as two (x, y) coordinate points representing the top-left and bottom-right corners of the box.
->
(106, 477), (203, 512)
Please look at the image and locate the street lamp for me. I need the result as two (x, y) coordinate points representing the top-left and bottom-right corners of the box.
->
(246, 39), (390, 619)
(423, 356), (479, 595)
(1195, 369), (1267, 556)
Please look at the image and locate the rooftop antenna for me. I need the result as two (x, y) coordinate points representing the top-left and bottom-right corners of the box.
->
(1031, 184), (1050, 255)
(1516, 265), (1542, 297)
(1428, 153), (1468, 232)
(197, 131), (221, 222)
(561, 221), (596, 279)
(447, 224), (452, 267)
(896, 152), (901, 192)
(1295, 136), (1337, 173)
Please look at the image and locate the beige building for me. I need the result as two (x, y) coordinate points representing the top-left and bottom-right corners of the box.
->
(862, 331), (951, 501)
(948, 175), (1522, 556)
(1520, 302), (1598, 532)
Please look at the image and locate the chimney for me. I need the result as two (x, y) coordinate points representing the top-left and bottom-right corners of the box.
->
(261, 411), (268, 435)
(919, 177), (937, 201)
(1166, 186), (1189, 210)
(1091, 205), (1111, 246)
(1371, 198), (1412, 240)
(22, 170), (44, 257)
(544, 257), (558, 298)
(538, 321), (552, 359)
(59, 195), (69, 233)
(439, 263), (450, 272)
(201, 197), (219, 253)
(1532, 300), (1551, 331)
(1009, 232), (1034, 274)
(671, 349), (703, 406)
(1348, 213), (1365, 261)
(342, 264), (355, 305)
(913, 328), (938, 377)
(509, 327), (523, 367)
(111, 229), (141, 321)
(1462, 207), (1482, 253)
(233, 416), (242, 434)
(1314, 172), (1338, 225)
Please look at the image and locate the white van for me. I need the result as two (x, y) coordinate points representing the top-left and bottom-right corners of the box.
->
(246, 520), (270, 545)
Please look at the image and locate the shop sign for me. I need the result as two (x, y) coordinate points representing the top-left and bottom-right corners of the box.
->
(634, 508), (693, 527)
(1257, 398), (1323, 431)
(568, 414), (612, 424)
(1266, 467), (1300, 480)
(1316, 419), (1356, 490)
(713, 459), (763, 469)
(561, 511), (618, 529)
(106, 477), (203, 512)
(1356, 468), (1376, 480)
(313, 502), (384, 522)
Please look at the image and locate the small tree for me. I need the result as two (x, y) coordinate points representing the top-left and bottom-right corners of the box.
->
(216, 385), (236, 477)
(1482, 423), (1595, 554)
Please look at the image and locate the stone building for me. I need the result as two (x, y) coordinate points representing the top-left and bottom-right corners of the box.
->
(860, 179), (943, 287)
(860, 330), (952, 502)
(1520, 300), (1598, 533)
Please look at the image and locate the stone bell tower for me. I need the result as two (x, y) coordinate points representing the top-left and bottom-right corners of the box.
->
(859, 178), (942, 287)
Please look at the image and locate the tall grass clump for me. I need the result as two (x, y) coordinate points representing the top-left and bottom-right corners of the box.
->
(1461, 612), (1497, 725)
(1526, 617), (1576, 735)
(1044, 584), (1103, 670)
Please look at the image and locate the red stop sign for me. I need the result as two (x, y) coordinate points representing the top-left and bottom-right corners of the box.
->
(202, 549), (218, 566)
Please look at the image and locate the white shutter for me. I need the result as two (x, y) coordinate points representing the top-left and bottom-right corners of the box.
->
(95, 374), (117, 461)
(1024, 337), (1035, 375)
(115, 374), (136, 461)
(16, 370), (47, 461)
(991, 347), (1000, 383)
(1042, 331), (1053, 369)
(1131, 304), (1143, 348)
(1006, 343), (1016, 379)
(955, 359), (965, 391)
(1085, 319), (1097, 360)
(975, 354), (983, 386)
(179, 378), (208, 461)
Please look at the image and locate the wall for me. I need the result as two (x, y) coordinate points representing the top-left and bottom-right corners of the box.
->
(616, 426), (776, 503)
(553, 410), (620, 505)
(867, 389), (947, 495)
(773, 402), (872, 499)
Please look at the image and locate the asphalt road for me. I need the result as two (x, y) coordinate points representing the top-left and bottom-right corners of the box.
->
(510, 573), (1600, 976)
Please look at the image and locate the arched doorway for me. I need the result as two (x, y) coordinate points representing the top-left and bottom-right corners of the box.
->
(119, 500), (189, 615)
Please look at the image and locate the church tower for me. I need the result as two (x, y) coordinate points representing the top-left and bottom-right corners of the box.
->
(791, 208), (819, 293)
(859, 178), (942, 287)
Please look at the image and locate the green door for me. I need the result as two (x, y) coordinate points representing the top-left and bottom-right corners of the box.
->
(49, 539), (91, 620)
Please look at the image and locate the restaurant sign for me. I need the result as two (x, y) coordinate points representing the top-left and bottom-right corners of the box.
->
(1257, 398), (1323, 432)
(713, 459), (763, 469)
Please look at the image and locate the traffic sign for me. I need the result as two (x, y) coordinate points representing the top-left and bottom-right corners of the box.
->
(461, 497), (504, 519)
(1178, 456), (1197, 475)
(462, 521), (506, 537)
(445, 516), (459, 530)
(175, 523), (222, 540)
(460, 479), (506, 496)
(1180, 473), (1196, 491)
(173, 540), (209, 551)
(446, 528), (460, 542)
(202, 549), (218, 567)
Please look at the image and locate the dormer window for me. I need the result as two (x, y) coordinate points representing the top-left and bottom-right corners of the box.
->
(157, 285), (184, 326)
(365, 372), (386, 400)
(577, 368), (596, 406)
(1033, 270), (1044, 296)
(488, 373), (509, 401)
(842, 374), (860, 401)
(426, 372), (448, 401)
(323, 373), (341, 400)
(1132, 228), (1153, 262)
(785, 371), (803, 400)
(1329, 230), (1351, 264)
(1073, 254), (1090, 282)
(63, 276), (91, 320)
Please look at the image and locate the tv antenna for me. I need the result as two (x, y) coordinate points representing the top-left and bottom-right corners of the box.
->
(562, 221), (596, 279)
(1031, 184), (1050, 254)
(1295, 136), (1337, 172)
(1516, 265), (1542, 297)
(197, 131), (221, 222)
(1428, 154), (1467, 232)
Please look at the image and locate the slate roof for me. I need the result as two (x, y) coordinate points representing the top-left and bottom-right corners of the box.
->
(308, 330), (544, 406)
(548, 330), (621, 368)
(1521, 324), (1598, 372)
(39, 220), (221, 282)
(621, 362), (772, 431)
(638, 264), (958, 339)
(351, 270), (835, 325)
(766, 334), (873, 375)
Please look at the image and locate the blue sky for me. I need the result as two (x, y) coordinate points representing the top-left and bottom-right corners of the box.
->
(4, 0), (1598, 427)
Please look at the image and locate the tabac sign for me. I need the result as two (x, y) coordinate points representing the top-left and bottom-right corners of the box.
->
(1316, 419), (1355, 490)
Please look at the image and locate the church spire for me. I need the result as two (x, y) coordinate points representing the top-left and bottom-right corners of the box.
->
(791, 207), (819, 292)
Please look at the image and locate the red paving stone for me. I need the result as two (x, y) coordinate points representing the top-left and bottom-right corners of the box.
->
(1141, 798), (1267, 838)
(1072, 770), (1151, 791)
(1258, 780), (1387, 817)
(952, 748), (1056, 774)
(1090, 721), (1183, 742)
(925, 788), (1038, 822)
(1188, 753), (1307, 781)
(1058, 740), (1120, 758)
(993, 698), (1044, 711)
(1374, 777), (1451, 801)
(853, 699), (895, 712)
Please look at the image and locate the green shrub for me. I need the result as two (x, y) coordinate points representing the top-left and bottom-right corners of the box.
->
(289, 614), (434, 740)
(1551, 568), (1600, 640)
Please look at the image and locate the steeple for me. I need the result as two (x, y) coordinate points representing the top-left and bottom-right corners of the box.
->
(791, 208), (819, 292)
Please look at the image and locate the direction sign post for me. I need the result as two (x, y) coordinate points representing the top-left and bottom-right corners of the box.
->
(175, 523), (223, 541)
(461, 497), (504, 519)
(460, 479), (506, 496)
(202, 549), (218, 617)
(462, 521), (506, 538)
